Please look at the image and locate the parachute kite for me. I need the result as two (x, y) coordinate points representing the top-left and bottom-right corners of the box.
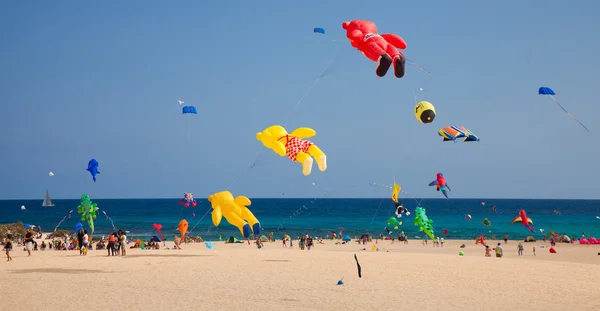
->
(182, 105), (197, 114)
(177, 219), (189, 241)
(482, 218), (492, 226)
(153, 223), (165, 241)
(207, 190), (261, 238)
(415, 101), (436, 124)
(511, 209), (534, 233)
(77, 194), (99, 234)
(414, 207), (435, 240)
(256, 125), (327, 176)
(86, 159), (99, 182)
(539, 87), (589, 132)
(179, 193), (197, 208)
(429, 173), (451, 199)
(342, 20), (406, 78)
(438, 126), (479, 142)
(313, 27), (325, 34)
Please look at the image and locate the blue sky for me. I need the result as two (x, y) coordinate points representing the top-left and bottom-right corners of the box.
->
(1, 0), (599, 200)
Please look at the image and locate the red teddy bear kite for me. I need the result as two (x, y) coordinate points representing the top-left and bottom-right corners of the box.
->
(342, 20), (407, 78)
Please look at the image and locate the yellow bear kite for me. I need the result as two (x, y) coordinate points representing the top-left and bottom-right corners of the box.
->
(207, 191), (261, 238)
(256, 125), (327, 176)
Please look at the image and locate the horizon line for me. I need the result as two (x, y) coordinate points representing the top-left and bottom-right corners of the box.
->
(1, 197), (599, 201)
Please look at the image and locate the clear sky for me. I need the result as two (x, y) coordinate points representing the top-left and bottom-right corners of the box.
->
(1, 0), (599, 200)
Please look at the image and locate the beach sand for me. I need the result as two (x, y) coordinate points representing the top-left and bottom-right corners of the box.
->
(2, 238), (600, 311)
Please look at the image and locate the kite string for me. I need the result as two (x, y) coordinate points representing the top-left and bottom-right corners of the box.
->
(550, 95), (590, 132)
(188, 47), (345, 235)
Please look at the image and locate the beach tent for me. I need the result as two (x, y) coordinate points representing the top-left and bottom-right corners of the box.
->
(343, 235), (351, 241)
(225, 236), (239, 243)
(150, 236), (160, 243)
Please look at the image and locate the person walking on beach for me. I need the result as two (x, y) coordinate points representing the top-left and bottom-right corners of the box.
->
(77, 229), (84, 255)
(533, 246), (536, 256)
(503, 234), (508, 244)
(24, 228), (34, 257)
(485, 245), (492, 257)
(4, 234), (13, 262)
(517, 243), (524, 256)
(440, 237), (445, 247)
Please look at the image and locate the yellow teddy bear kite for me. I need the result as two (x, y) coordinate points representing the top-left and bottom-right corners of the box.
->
(256, 125), (327, 176)
(208, 190), (261, 238)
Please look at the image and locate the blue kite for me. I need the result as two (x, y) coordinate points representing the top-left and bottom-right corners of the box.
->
(182, 106), (197, 114)
(539, 86), (589, 132)
(313, 27), (325, 34)
(87, 159), (100, 182)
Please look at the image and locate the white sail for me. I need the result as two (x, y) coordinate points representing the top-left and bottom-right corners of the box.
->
(42, 189), (55, 207)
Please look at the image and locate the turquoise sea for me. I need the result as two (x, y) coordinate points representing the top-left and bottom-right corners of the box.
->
(1, 198), (599, 241)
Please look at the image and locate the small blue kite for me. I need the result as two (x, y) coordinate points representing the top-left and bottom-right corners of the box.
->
(87, 159), (100, 182)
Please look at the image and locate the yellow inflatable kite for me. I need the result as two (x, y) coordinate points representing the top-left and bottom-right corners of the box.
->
(256, 125), (327, 176)
(208, 191), (261, 238)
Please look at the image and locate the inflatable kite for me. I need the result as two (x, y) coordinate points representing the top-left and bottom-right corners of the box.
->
(256, 125), (327, 176)
(438, 126), (479, 142)
(510, 209), (534, 233)
(414, 207), (435, 240)
(207, 190), (261, 238)
(394, 201), (410, 217)
(177, 219), (189, 241)
(179, 192), (197, 208)
(387, 216), (402, 229)
(86, 159), (99, 182)
(429, 173), (451, 199)
(415, 101), (436, 124)
(482, 218), (492, 226)
(76, 194), (99, 234)
(313, 27), (325, 34)
(342, 20), (407, 78)
(539, 87), (589, 132)
(153, 223), (165, 241)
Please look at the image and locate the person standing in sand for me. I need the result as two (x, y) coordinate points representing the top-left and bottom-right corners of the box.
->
(485, 245), (491, 257)
(503, 234), (508, 244)
(517, 243), (524, 256)
(82, 230), (89, 255)
(495, 243), (503, 258)
(24, 228), (34, 257)
(4, 234), (13, 261)
(440, 237), (445, 247)
(107, 233), (117, 256)
(120, 231), (127, 256)
(77, 229), (84, 255)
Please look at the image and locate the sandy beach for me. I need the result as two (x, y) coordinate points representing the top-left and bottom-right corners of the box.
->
(2, 238), (600, 311)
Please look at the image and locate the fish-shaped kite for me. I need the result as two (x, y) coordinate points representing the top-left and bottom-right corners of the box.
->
(86, 159), (100, 182)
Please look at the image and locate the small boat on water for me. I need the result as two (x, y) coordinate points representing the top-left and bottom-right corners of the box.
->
(42, 189), (55, 207)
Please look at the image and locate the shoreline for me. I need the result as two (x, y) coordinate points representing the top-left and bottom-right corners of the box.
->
(2, 236), (600, 311)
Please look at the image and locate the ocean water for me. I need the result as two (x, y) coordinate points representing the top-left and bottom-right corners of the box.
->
(1, 198), (599, 241)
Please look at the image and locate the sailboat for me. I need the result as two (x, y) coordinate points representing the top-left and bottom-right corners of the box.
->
(42, 189), (55, 207)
